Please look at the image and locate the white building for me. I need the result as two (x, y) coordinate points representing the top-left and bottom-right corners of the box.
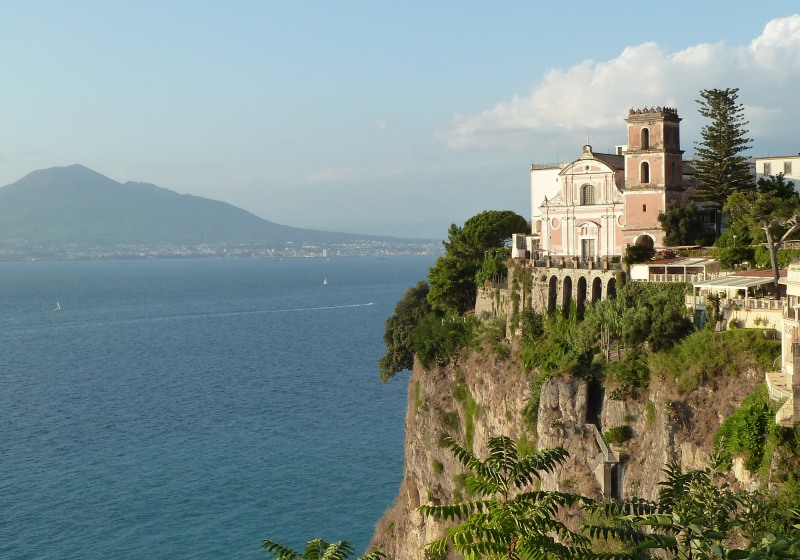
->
(755, 154), (800, 185)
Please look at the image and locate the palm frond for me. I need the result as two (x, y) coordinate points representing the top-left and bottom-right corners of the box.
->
(487, 434), (519, 473)
(512, 446), (569, 487)
(418, 500), (490, 521)
(262, 539), (301, 559)
(318, 541), (356, 560)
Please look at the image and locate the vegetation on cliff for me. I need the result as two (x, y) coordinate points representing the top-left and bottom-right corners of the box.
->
(379, 210), (526, 382)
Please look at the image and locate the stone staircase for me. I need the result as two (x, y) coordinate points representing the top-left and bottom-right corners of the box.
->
(587, 423), (622, 498)
(766, 370), (795, 427)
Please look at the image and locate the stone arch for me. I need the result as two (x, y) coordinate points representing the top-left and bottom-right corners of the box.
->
(576, 275), (587, 320)
(607, 277), (617, 299)
(635, 234), (654, 250)
(591, 276), (603, 303)
(548, 275), (558, 315)
(562, 275), (573, 318)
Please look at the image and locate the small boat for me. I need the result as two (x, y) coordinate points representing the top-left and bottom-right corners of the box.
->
(54, 301), (61, 312)
(323, 278), (328, 285)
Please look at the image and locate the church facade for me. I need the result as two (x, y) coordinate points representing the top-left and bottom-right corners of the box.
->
(526, 107), (691, 260)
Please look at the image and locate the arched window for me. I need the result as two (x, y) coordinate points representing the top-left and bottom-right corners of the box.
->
(580, 184), (595, 205)
(641, 161), (650, 184)
(641, 128), (650, 149)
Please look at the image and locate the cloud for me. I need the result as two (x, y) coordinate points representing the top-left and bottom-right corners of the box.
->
(438, 14), (800, 157)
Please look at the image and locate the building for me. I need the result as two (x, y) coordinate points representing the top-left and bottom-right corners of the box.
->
(525, 107), (692, 261)
(766, 262), (800, 426)
(755, 154), (800, 186)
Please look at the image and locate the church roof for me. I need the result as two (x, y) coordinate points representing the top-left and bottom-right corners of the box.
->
(592, 152), (624, 171)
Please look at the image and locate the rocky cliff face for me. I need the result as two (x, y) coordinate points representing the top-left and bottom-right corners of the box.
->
(370, 345), (764, 557)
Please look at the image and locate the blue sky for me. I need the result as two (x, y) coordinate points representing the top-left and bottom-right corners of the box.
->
(2, 1), (799, 239)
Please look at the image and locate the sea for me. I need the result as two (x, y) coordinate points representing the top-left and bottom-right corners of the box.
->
(0, 255), (435, 559)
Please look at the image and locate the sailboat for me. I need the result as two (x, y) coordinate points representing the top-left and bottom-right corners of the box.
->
(54, 301), (61, 312)
(323, 278), (328, 285)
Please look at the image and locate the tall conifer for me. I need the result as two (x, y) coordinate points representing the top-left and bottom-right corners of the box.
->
(691, 88), (753, 237)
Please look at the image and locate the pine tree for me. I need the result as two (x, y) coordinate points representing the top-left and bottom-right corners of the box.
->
(691, 88), (753, 237)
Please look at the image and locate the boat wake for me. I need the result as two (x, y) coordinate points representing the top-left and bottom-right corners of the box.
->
(35, 302), (377, 333)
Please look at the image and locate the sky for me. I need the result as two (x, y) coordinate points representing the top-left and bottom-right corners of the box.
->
(2, 1), (799, 239)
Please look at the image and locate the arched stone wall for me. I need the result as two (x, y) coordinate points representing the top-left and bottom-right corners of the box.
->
(562, 276), (573, 318)
(522, 265), (622, 316)
(548, 276), (558, 315)
(607, 277), (617, 299)
(591, 277), (603, 303)
(576, 276), (587, 320)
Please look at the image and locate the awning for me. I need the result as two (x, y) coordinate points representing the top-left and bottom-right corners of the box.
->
(693, 275), (776, 291)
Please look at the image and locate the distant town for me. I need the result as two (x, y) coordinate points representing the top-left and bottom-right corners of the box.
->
(0, 239), (444, 261)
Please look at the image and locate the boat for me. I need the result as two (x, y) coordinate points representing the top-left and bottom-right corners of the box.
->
(323, 278), (328, 285)
(54, 301), (61, 312)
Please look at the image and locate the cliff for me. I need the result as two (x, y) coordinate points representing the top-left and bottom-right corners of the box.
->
(369, 343), (766, 557)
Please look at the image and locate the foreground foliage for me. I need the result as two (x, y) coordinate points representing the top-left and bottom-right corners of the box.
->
(585, 453), (800, 560)
(418, 435), (590, 560)
(261, 538), (385, 560)
(266, 433), (800, 560)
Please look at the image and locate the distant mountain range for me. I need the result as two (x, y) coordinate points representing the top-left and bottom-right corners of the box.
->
(0, 165), (425, 252)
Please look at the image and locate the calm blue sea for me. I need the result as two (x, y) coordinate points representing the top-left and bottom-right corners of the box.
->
(0, 256), (433, 560)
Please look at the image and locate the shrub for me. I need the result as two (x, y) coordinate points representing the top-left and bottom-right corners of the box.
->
(412, 313), (476, 368)
(715, 386), (776, 473)
(603, 425), (634, 445)
(649, 329), (780, 394)
(606, 347), (650, 392)
(716, 246), (755, 270)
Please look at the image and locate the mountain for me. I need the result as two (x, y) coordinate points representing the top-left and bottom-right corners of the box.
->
(0, 164), (394, 247)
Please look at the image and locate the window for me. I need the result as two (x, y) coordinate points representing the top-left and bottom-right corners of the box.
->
(786, 161), (793, 175)
(641, 161), (650, 183)
(580, 184), (595, 205)
(641, 128), (650, 149)
(642, 204), (647, 212)
(764, 162), (772, 175)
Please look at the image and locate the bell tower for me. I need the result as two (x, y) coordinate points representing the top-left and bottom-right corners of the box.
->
(622, 107), (685, 249)
(624, 106), (683, 189)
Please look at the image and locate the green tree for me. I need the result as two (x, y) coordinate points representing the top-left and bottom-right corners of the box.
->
(378, 282), (432, 383)
(262, 538), (385, 560)
(419, 435), (590, 559)
(725, 174), (800, 289)
(427, 253), (479, 313)
(691, 88), (753, 237)
(444, 211), (529, 265)
(428, 210), (528, 313)
(658, 202), (705, 246)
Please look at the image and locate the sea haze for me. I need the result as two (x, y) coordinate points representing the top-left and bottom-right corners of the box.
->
(0, 256), (433, 559)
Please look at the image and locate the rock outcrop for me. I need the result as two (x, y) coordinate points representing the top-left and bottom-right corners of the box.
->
(369, 346), (765, 556)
